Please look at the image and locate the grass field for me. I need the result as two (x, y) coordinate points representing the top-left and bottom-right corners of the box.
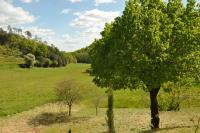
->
(0, 63), (200, 117)
(0, 61), (200, 132)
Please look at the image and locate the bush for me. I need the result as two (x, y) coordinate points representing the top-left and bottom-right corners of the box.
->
(158, 92), (180, 111)
(24, 53), (35, 68)
(50, 61), (58, 67)
(55, 80), (82, 116)
(158, 81), (191, 111)
(35, 56), (52, 67)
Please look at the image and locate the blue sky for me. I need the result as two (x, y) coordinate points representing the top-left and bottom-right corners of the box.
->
(0, 0), (191, 51)
(0, 0), (125, 51)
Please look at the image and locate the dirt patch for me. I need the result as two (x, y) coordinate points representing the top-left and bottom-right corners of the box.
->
(0, 104), (200, 133)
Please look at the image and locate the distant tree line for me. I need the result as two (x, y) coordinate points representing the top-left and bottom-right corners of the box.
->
(0, 27), (71, 67)
(0, 26), (92, 66)
(72, 46), (91, 63)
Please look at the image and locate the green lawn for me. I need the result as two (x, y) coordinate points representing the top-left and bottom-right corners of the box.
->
(0, 63), (200, 117)
(0, 64), (90, 116)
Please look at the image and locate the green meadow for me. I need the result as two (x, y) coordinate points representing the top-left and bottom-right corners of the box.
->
(0, 63), (200, 117)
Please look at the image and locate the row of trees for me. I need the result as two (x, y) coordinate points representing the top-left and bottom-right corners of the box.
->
(6, 25), (40, 40)
(72, 46), (91, 63)
(0, 29), (67, 67)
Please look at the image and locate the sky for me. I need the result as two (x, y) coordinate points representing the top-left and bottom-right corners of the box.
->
(0, 0), (191, 52)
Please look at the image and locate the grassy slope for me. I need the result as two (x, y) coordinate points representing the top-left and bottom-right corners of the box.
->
(0, 45), (23, 66)
(0, 63), (200, 117)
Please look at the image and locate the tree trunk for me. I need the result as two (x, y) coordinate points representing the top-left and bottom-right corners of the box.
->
(96, 107), (98, 116)
(69, 105), (72, 116)
(107, 88), (115, 133)
(150, 87), (160, 129)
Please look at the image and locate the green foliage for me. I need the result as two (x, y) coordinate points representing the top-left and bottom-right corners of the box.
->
(25, 31), (32, 39)
(74, 52), (90, 63)
(0, 29), (67, 68)
(64, 53), (77, 64)
(158, 79), (192, 111)
(35, 56), (52, 68)
(90, 0), (200, 128)
(24, 53), (35, 68)
(72, 46), (92, 63)
(0, 45), (23, 65)
(90, 0), (200, 90)
(35, 44), (48, 57)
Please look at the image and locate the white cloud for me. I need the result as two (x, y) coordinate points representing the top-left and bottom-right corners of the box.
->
(65, 9), (120, 51)
(22, 27), (82, 51)
(71, 9), (119, 29)
(55, 31), (100, 51)
(22, 26), (101, 51)
(24, 26), (55, 38)
(20, 0), (41, 3)
(0, 0), (36, 25)
(20, 0), (32, 3)
(95, 0), (116, 6)
(68, 0), (82, 3)
(61, 9), (71, 14)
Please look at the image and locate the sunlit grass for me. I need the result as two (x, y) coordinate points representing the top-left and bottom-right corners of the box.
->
(0, 63), (200, 117)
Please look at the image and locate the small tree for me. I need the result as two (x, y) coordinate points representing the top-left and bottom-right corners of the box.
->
(92, 91), (103, 116)
(24, 53), (35, 68)
(55, 80), (81, 116)
(25, 31), (32, 39)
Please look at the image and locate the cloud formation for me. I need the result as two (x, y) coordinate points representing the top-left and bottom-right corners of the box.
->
(20, 0), (32, 3)
(68, 0), (82, 3)
(0, 0), (36, 25)
(71, 9), (119, 28)
(24, 26), (55, 38)
(66, 9), (119, 51)
(95, 0), (116, 6)
(61, 9), (71, 14)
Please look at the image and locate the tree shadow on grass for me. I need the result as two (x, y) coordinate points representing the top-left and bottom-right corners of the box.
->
(140, 125), (193, 133)
(28, 112), (90, 126)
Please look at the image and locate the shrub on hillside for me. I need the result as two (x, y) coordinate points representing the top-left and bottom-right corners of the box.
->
(24, 53), (35, 68)
(35, 56), (52, 67)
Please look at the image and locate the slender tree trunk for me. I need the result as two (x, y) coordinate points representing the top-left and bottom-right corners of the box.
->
(69, 105), (72, 116)
(107, 88), (115, 133)
(96, 107), (98, 116)
(150, 87), (160, 129)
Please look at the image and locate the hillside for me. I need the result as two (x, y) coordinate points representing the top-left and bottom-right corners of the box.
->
(0, 29), (67, 67)
(0, 45), (24, 66)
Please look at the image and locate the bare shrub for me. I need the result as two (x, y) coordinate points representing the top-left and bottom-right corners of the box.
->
(55, 80), (82, 116)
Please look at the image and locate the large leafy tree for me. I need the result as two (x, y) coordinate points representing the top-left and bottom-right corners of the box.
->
(90, 0), (200, 129)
